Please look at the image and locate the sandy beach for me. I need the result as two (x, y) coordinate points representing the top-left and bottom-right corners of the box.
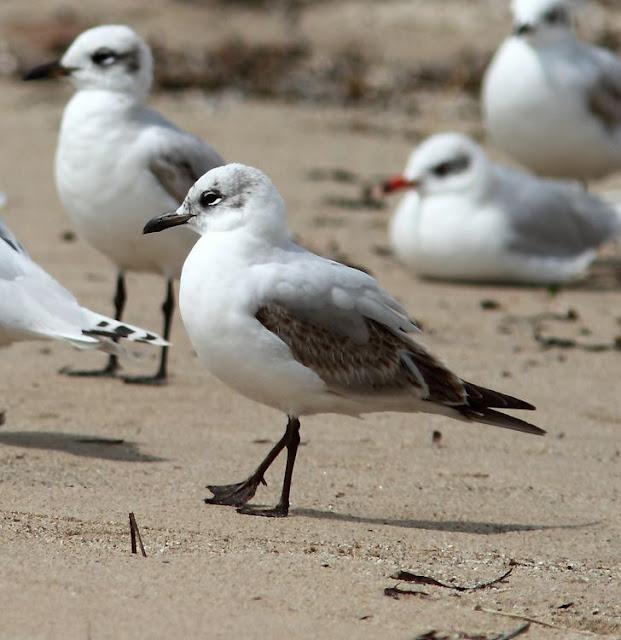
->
(0, 2), (620, 638)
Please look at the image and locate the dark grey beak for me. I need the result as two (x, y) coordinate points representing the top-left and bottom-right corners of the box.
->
(23, 60), (73, 81)
(143, 212), (194, 234)
(513, 23), (535, 36)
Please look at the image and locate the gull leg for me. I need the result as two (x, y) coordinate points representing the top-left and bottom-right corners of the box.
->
(237, 417), (300, 518)
(205, 417), (300, 512)
(61, 272), (125, 378)
(124, 279), (173, 386)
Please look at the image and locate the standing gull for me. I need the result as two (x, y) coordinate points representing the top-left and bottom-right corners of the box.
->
(24, 25), (224, 384)
(383, 132), (620, 284)
(0, 216), (167, 353)
(144, 163), (544, 518)
(482, 0), (621, 180)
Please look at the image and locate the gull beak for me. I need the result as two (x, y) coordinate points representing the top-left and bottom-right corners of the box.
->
(382, 175), (420, 194)
(23, 60), (75, 81)
(513, 23), (535, 36)
(143, 211), (194, 234)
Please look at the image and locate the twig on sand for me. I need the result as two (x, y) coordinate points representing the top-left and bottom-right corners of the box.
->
(475, 606), (597, 637)
(391, 566), (513, 592)
(129, 512), (147, 557)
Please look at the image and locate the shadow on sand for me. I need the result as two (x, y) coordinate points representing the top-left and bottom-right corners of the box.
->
(0, 430), (163, 462)
(295, 507), (597, 535)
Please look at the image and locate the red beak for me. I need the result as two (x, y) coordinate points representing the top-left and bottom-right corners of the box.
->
(382, 175), (420, 194)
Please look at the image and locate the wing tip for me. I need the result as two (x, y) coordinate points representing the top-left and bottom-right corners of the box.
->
(459, 406), (546, 436)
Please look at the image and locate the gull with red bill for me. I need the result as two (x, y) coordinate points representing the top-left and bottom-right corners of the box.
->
(383, 132), (620, 285)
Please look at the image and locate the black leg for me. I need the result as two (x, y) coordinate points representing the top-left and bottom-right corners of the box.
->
(238, 417), (301, 518)
(60, 272), (125, 378)
(123, 279), (173, 386)
(205, 416), (301, 517)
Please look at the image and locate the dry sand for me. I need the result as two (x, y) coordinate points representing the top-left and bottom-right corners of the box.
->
(0, 2), (620, 639)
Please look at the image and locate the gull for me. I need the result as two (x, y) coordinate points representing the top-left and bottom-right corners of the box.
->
(482, 0), (621, 181)
(24, 25), (224, 384)
(383, 132), (620, 284)
(0, 215), (167, 353)
(143, 163), (544, 518)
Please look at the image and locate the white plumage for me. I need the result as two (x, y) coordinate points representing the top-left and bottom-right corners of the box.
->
(386, 133), (620, 284)
(25, 25), (224, 382)
(143, 163), (542, 517)
(482, 0), (621, 180)
(0, 216), (166, 352)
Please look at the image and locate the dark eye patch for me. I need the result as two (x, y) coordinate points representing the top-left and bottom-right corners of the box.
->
(199, 190), (224, 207)
(91, 47), (118, 67)
(431, 154), (471, 178)
(543, 6), (569, 25)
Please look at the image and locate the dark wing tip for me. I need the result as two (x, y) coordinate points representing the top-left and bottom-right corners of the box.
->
(463, 381), (536, 411)
(459, 406), (545, 436)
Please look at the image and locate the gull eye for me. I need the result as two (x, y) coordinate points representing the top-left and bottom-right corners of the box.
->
(91, 47), (118, 66)
(543, 7), (567, 25)
(431, 162), (452, 178)
(431, 154), (471, 178)
(199, 190), (223, 207)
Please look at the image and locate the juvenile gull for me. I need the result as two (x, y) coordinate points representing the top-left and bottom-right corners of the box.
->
(144, 163), (544, 518)
(24, 25), (224, 384)
(482, 0), (621, 180)
(383, 132), (621, 284)
(0, 216), (167, 352)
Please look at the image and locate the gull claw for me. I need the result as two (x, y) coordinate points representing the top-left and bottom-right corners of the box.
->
(204, 477), (262, 507)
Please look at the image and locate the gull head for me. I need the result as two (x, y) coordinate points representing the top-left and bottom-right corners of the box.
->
(383, 133), (489, 199)
(144, 163), (287, 239)
(511, 0), (579, 40)
(24, 25), (153, 100)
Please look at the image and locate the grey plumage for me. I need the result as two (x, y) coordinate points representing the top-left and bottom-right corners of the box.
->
(493, 166), (621, 258)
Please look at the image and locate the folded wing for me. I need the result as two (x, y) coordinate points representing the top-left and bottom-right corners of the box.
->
(254, 252), (543, 435)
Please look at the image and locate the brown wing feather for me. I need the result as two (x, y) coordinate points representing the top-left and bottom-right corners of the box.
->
(256, 302), (543, 435)
(255, 303), (465, 404)
(588, 77), (621, 130)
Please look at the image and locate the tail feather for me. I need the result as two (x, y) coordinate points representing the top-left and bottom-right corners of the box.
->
(455, 380), (544, 435)
(81, 310), (169, 347)
(458, 405), (545, 435)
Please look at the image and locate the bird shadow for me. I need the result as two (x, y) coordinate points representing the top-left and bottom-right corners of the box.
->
(0, 430), (164, 462)
(294, 507), (597, 535)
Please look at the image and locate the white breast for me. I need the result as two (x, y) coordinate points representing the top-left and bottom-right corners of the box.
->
(179, 234), (329, 416)
(483, 39), (621, 180)
(55, 91), (196, 278)
(389, 192), (517, 282)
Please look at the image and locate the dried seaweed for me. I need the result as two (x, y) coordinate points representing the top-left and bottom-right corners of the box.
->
(413, 624), (530, 640)
(391, 566), (513, 592)
(498, 310), (621, 352)
(475, 607), (595, 637)
(383, 585), (429, 600)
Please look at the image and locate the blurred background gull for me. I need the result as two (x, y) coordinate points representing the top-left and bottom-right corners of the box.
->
(0, 0), (620, 344)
